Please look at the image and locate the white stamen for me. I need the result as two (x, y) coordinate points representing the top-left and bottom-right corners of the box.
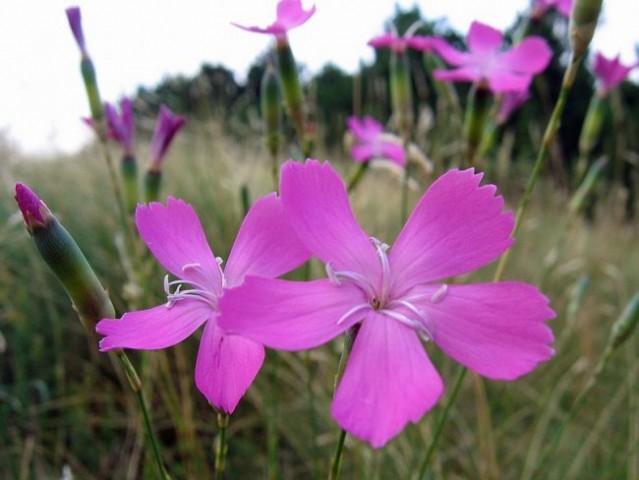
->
(337, 303), (372, 325)
(163, 274), (218, 310)
(430, 284), (448, 303)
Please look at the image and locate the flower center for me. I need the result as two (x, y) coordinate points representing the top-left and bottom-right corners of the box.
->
(163, 260), (224, 310)
(325, 237), (447, 341)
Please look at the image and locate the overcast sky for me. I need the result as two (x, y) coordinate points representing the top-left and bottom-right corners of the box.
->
(1, 0), (636, 156)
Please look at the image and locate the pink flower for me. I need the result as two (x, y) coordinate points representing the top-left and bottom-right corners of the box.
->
(149, 105), (186, 170)
(368, 22), (437, 54)
(96, 196), (310, 413)
(218, 160), (555, 447)
(347, 116), (405, 167)
(496, 90), (531, 125)
(433, 21), (552, 93)
(232, 0), (316, 39)
(593, 52), (637, 96)
(532, 0), (573, 19)
(105, 98), (135, 154)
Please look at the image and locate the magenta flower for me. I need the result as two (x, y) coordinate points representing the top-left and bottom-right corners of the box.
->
(368, 22), (437, 54)
(105, 98), (135, 154)
(593, 52), (637, 96)
(347, 116), (405, 167)
(96, 195), (309, 412)
(218, 160), (555, 447)
(532, 0), (573, 19)
(433, 21), (552, 93)
(149, 105), (186, 171)
(65, 6), (87, 56)
(232, 0), (316, 39)
(496, 90), (531, 125)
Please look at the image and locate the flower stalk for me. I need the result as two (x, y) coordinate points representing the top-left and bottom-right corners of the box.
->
(15, 183), (169, 479)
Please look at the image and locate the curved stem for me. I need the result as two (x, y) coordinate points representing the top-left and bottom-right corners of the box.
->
(116, 350), (171, 480)
(494, 56), (581, 282)
(328, 429), (348, 480)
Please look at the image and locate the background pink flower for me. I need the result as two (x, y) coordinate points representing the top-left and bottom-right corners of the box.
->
(149, 105), (186, 169)
(219, 160), (555, 447)
(232, 0), (316, 38)
(104, 98), (135, 154)
(347, 116), (405, 166)
(368, 21), (437, 54)
(433, 21), (552, 92)
(96, 195), (309, 413)
(593, 52), (637, 96)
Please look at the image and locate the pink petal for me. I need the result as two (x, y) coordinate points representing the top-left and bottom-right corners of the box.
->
(432, 40), (470, 66)
(416, 282), (555, 380)
(467, 21), (503, 54)
(406, 35), (437, 52)
(194, 320), (265, 413)
(498, 37), (552, 75)
(96, 300), (211, 351)
(217, 276), (363, 350)
(332, 312), (444, 448)
(232, 0), (315, 36)
(276, 0), (316, 31)
(280, 159), (380, 280)
(347, 116), (383, 142)
(224, 193), (310, 287)
(368, 33), (403, 51)
(487, 71), (534, 93)
(433, 66), (481, 84)
(556, 0), (573, 17)
(351, 144), (377, 163)
(379, 142), (406, 167)
(390, 169), (514, 292)
(136, 198), (223, 296)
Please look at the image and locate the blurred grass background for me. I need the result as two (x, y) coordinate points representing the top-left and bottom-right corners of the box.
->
(1, 122), (637, 479)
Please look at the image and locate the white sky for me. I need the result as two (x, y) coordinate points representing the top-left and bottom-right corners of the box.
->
(0, 0), (636, 156)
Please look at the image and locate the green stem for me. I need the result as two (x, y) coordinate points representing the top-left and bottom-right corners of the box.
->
(400, 137), (412, 225)
(116, 351), (171, 480)
(214, 412), (229, 480)
(418, 366), (467, 479)
(493, 55), (582, 282)
(328, 429), (348, 480)
(346, 162), (369, 192)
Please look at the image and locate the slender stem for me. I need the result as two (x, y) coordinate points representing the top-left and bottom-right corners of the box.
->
(214, 412), (229, 480)
(98, 137), (132, 240)
(115, 350), (171, 480)
(400, 137), (412, 225)
(346, 162), (369, 193)
(328, 429), (348, 480)
(327, 327), (359, 480)
(494, 56), (581, 282)
(418, 366), (467, 479)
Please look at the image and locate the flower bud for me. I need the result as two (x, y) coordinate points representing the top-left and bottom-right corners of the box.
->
(15, 184), (115, 327)
(275, 38), (305, 138)
(578, 95), (606, 157)
(569, 157), (607, 214)
(261, 63), (281, 158)
(569, 0), (603, 60)
(609, 292), (639, 350)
